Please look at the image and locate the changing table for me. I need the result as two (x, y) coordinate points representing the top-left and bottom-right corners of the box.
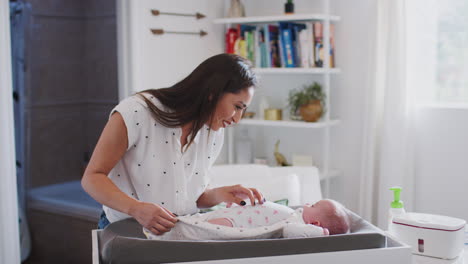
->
(91, 164), (412, 263)
(92, 210), (412, 264)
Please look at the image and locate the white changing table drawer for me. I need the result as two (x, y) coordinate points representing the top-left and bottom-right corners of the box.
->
(174, 236), (411, 264)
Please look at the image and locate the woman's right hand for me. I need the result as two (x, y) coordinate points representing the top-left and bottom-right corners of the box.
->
(129, 202), (178, 235)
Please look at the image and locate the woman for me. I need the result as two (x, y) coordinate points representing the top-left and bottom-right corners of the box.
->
(82, 54), (264, 235)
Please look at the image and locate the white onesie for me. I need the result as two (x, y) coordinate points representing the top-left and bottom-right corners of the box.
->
(144, 202), (325, 241)
(205, 201), (298, 228)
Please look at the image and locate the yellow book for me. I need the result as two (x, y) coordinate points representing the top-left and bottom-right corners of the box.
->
(238, 39), (247, 59)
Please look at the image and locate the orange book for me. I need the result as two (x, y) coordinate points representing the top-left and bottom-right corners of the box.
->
(330, 24), (335, 68)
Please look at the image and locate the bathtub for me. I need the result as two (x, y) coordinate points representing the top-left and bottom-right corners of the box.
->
(28, 180), (101, 221)
(27, 180), (101, 263)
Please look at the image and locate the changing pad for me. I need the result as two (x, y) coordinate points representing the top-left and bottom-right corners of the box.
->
(97, 210), (386, 264)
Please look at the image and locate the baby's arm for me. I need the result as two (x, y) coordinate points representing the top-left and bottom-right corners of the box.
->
(206, 218), (234, 227)
(282, 223), (329, 238)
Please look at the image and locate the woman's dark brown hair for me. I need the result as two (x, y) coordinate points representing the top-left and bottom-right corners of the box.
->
(137, 53), (257, 152)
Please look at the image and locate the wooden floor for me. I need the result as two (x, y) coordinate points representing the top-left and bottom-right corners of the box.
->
(24, 209), (97, 264)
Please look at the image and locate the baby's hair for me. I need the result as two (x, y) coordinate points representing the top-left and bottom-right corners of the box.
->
(321, 199), (350, 235)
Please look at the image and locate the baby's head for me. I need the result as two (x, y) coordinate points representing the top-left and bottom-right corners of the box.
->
(302, 199), (350, 235)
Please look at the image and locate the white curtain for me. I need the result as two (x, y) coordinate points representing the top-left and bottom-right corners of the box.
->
(358, 0), (416, 228)
(0, 0), (21, 263)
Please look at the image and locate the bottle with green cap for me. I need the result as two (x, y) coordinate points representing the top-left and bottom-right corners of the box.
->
(388, 186), (406, 230)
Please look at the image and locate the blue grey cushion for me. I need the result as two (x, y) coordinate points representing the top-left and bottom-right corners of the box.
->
(98, 210), (386, 264)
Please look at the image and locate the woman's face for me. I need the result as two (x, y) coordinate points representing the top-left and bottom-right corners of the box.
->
(209, 86), (254, 131)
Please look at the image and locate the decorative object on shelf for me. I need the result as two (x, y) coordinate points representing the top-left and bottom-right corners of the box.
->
(300, 99), (323, 122)
(287, 82), (326, 122)
(264, 108), (282, 121)
(254, 157), (268, 165)
(292, 154), (314, 166)
(150, 29), (207, 37)
(258, 96), (270, 120)
(242, 111), (255, 119)
(274, 140), (291, 166)
(235, 129), (253, 164)
(284, 0), (294, 15)
(227, 0), (245, 18)
(150, 9), (206, 20)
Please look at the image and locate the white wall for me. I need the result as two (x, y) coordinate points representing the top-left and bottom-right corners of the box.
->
(329, 0), (375, 211)
(118, 0), (225, 98)
(414, 106), (468, 222)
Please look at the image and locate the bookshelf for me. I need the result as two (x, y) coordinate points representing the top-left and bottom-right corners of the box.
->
(253, 68), (340, 74)
(239, 119), (340, 129)
(215, 3), (339, 197)
(213, 13), (341, 24)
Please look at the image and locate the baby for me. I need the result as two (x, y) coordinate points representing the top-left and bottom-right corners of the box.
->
(144, 199), (350, 240)
(205, 199), (349, 236)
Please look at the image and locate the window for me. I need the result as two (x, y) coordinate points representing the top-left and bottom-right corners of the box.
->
(407, 0), (468, 105)
(436, 0), (468, 103)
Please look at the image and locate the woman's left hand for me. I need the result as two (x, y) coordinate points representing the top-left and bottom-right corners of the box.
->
(214, 184), (265, 207)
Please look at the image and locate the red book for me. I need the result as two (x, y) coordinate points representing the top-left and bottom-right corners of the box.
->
(225, 28), (238, 54)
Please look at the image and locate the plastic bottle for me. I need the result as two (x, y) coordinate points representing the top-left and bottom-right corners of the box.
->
(388, 186), (406, 231)
(235, 129), (253, 164)
(258, 96), (270, 120)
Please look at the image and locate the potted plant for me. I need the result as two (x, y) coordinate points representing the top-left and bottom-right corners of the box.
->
(287, 82), (326, 122)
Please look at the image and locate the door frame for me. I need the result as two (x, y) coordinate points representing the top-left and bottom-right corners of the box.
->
(0, 0), (21, 263)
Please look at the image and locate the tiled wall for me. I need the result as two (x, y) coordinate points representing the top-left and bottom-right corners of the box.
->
(83, 0), (119, 162)
(21, 0), (118, 188)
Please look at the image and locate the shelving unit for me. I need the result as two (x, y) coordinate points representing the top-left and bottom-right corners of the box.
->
(253, 68), (341, 74)
(213, 13), (340, 24)
(215, 1), (338, 197)
(239, 119), (340, 129)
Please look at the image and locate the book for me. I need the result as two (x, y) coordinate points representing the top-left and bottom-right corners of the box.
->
(313, 22), (324, 67)
(298, 28), (310, 67)
(306, 22), (316, 67)
(254, 27), (261, 67)
(239, 25), (256, 61)
(330, 24), (335, 68)
(277, 25), (285, 67)
(278, 22), (307, 68)
(225, 28), (238, 54)
(247, 29), (255, 63)
(279, 22), (295, 67)
(266, 25), (281, 67)
(291, 23), (307, 67)
(256, 27), (270, 68)
(234, 37), (241, 55)
(258, 27), (268, 68)
(245, 30), (253, 62)
(239, 39), (247, 58)
(263, 24), (272, 67)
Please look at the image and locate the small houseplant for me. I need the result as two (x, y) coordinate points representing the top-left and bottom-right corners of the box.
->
(287, 82), (326, 122)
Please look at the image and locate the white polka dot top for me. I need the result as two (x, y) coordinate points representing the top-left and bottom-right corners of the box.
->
(103, 93), (224, 223)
